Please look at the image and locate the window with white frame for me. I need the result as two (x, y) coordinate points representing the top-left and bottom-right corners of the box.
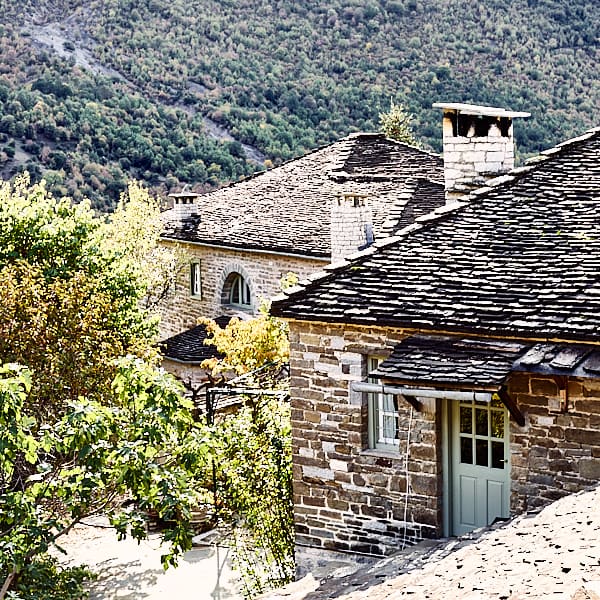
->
(190, 261), (202, 298)
(367, 356), (400, 450)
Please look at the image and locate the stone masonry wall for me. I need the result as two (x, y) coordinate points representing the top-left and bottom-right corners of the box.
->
(289, 319), (600, 556)
(158, 242), (326, 339)
(289, 320), (443, 556)
(443, 134), (514, 193)
(508, 373), (600, 513)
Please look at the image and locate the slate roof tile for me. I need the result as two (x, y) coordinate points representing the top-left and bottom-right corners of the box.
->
(161, 134), (444, 258)
(160, 316), (231, 363)
(371, 335), (600, 389)
(272, 128), (600, 343)
(371, 335), (529, 389)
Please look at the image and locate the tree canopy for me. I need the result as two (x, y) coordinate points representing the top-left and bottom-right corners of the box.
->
(0, 177), (199, 598)
(0, 0), (598, 208)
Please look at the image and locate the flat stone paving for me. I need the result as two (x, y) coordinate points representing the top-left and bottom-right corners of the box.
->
(56, 517), (242, 599)
(267, 486), (600, 600)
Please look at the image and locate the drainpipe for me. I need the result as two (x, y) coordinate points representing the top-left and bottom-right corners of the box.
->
(351, 381), (492, 403)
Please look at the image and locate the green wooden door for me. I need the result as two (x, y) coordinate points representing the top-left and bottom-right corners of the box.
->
(450, 397), (510, 536)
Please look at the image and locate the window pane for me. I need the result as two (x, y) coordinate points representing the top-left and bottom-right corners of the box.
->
(460, 437), (473, 464)
(242, 281), (250, 305)
(191, 263), (201, 296)
(382, 395), (396, 412)
(491, 394), (504, 408)
(382, 415), (397, 440)
(231, 278), (240, 304)
(460, 406), (472, 434)
(491, 441), (505, 469)
(475, 408), (488, 436)
(490, 410), (504, 439)
(476, 439), (488, 467)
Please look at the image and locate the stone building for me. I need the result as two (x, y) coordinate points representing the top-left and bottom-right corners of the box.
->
(271, 123), (600, 556)
(158, 133), (445, 381)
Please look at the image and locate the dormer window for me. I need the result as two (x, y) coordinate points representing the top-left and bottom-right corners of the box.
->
(222, 272), (251, 308)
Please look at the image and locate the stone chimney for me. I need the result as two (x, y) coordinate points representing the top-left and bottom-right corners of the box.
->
(330, 192), (374, 263)
(168, 189), (201, 221)
(433, 102), (530, 202)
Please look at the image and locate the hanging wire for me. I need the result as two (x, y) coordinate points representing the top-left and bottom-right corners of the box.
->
(401, 405), (414, 550)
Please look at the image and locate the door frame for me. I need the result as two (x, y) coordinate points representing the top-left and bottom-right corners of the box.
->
(441, 397), (511, 537)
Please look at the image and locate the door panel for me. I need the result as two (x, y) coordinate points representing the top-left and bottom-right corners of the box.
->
(451, 397), (510, 536)
(459, 476), (476, 527)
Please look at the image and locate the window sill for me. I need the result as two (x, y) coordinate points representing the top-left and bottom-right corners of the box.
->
(190, 294), (202, 300)
(222, 303), (253, 312)
(360, 448), (402, 459)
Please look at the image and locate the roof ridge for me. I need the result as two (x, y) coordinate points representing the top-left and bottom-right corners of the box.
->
(273, 124), (600, 305)
(179, 136), (356, 199)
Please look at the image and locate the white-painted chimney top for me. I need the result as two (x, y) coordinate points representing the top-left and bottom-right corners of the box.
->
(168, 188), (201, 221)
(433, 102), (530, 202)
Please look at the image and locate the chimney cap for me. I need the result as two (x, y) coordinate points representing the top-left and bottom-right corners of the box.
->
(168, 190), (200, 200)
(433, 102), (530, 119)
(168, 183), (200, 200)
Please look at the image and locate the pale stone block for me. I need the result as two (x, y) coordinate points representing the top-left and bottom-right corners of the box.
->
(341, 481), (374, 493)
(330, 459), (348, 472)
(299, 447), (316, 458)
(475, 161), (502, 172)
(330, 336), (345, 350)
(302, 465), (334, 481)
(348, 382), (363, 406)
(462, 150), (486, 163)
(486, 151), (508, 163)
(442, 151), (461, 163)
(339, 352), (362, 365)
(536, 416), (555, 426)
(314, 361), (340, 375)
(322, 441), (336, 454)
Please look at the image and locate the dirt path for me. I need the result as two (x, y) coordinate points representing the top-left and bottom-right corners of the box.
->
(55, 517), (242, 600)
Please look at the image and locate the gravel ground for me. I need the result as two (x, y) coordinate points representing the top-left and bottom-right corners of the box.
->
(55, 517), (242, 600)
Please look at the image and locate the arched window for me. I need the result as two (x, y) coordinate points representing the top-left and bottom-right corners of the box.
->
(222, 272), (251, 308)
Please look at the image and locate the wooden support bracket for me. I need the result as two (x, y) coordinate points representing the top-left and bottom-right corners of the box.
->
(400, 394), (422, 412)
(498, 387), (525, 427)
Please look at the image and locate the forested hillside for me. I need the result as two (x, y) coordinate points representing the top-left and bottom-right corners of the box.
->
(1, 0), (598, 209)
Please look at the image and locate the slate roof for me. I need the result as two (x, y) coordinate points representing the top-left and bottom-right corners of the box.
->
(272, 128), (600, 343)
(160, 316), (231, 363)
(370, 335), (600, 390)
(514, 342), (600, 378)
(370, 335), (529, 390)
(162, 134), (444, 258)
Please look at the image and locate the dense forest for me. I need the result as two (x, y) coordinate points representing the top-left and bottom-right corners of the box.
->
(0, 0), (598, 209)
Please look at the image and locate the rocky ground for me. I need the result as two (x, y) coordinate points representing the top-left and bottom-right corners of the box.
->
(266, 486), (600, 600)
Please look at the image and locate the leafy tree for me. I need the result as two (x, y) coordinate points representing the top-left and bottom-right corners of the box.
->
(0, 176), (200, 597)
(0, 360), (204, 599)
(196, 309), (294, 597)
(378, 99), (418, 145)
(199, 304), (289, 376)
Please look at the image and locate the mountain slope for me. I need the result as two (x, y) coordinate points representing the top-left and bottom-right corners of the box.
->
(0, 0), (598, 209)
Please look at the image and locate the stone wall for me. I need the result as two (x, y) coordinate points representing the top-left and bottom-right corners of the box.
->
(508, 373), (600, 512)
(288, 319), (600, 556)
(158, 242), (326, 339)
(289, 320), (443, 556)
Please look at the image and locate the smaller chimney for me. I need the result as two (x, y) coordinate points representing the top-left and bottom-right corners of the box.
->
(168, 189), (201, 221)
(330, 192), (374, 263)
(433, 102), (530, 202)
